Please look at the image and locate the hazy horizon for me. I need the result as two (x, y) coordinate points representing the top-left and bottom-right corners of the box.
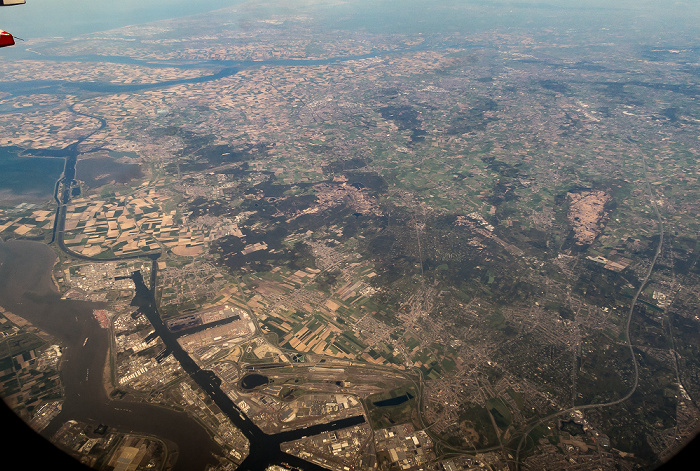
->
(1, 0), (699, 41)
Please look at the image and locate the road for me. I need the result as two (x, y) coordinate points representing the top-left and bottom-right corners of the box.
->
(513, 149), (666, 470)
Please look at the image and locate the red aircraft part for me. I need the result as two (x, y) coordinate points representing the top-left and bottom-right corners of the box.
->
(0, 30), (14, 47)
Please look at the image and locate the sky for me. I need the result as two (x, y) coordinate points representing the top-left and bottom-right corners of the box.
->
(0, 0), (242, 38)
(1, 1), (698, 41)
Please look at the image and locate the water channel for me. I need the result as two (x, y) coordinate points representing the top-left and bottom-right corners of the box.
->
(128, 267), (366, 470)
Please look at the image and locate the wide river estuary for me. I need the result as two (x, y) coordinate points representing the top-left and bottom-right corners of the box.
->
(0, 239), (222, 470)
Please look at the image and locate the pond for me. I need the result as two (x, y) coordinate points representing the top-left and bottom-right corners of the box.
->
(372, 392), (414, 408)
(240, 373), (269, 390)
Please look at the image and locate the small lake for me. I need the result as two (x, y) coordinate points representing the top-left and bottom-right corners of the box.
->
(76, 156), (143, 189)
(373, 392), (414, 408)
(240, 373), (269, 390)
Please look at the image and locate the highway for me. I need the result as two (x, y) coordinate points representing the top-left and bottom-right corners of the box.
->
(513, 149), (666, 470)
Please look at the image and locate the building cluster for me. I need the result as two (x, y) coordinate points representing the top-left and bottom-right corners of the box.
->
(281, 423), (374, 471)
(374, 424), (434, 470)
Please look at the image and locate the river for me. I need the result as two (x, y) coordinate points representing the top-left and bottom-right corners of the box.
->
(0, 239), (366, 470)
(0, 239), (222, 471)
(0, 42), (489, 98)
